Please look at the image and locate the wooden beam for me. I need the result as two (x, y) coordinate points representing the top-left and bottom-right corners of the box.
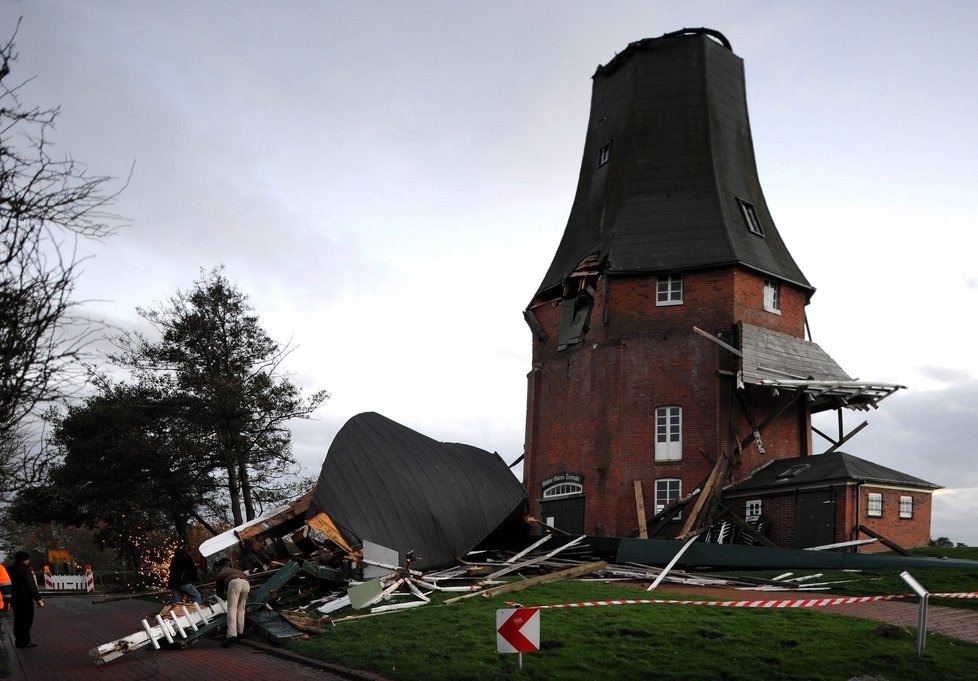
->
(444, 561), (607, 605)
(858, 525), (911, 556)
(822, 420), (869, 455)
(634, 480), (648, 539)
(693, 326), (743, 357)
(677, 452), (729, 539)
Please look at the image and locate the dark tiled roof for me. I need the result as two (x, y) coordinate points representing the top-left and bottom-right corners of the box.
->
(533, 30), (811, 301)
(309, 412), (527, 571)
(726, 451), (941, 495)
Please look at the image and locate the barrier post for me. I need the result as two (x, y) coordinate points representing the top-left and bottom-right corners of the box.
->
(900, 571), (929, 655)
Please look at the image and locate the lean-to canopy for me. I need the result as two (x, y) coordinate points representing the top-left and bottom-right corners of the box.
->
(738, 323), (904, 412)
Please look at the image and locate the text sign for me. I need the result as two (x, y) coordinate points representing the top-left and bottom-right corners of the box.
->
(48, 549), (71, 564)
(496, 608), (540, 653)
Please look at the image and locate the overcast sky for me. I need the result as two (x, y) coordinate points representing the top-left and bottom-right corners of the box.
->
(5, 1), (977, 544)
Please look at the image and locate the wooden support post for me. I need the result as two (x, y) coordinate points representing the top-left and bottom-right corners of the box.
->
(634, 480), (648, 539)
(677, 452), (730, 539)
(822, 420), (869, 455)
(858, 524), (911, 556)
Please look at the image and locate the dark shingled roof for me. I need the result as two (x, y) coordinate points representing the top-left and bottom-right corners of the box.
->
(308, 412), (527, 571)
(533, 29), (811, 301)
(726, 451), (941, 495)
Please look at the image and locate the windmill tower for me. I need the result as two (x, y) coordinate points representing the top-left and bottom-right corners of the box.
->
(522, 29), (901, 541)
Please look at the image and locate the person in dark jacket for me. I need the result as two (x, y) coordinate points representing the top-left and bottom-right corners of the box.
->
(9, 551), (44, 648)
(167, 546), (201, 604)
(215, 563), (250, 647)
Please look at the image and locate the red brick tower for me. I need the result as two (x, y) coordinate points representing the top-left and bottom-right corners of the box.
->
(522, 30), (900, 540)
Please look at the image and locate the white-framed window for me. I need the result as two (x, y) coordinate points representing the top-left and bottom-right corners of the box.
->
(763, 281), (781, 314)
(738, 198), (764, 236)
(746, 499), (762, 521)
(656, 274), (683, 306)
(543, 482), (583, 499)
(899, 495), (914, 519)
(867, 492), (883, 518)
(655, 406), (682, 461)
(597, 141), (612, 167)
(655, 478), (682, 517)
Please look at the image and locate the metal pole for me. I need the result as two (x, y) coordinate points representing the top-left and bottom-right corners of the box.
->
(900, 571), (929, 655)
(518, 652), (523, 670)
(917, 593), (928, 654)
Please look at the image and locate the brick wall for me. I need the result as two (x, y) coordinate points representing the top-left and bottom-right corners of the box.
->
(857, 486), (933, 552)
(724, 484), (933, 551)
(524, 267), (813, 536)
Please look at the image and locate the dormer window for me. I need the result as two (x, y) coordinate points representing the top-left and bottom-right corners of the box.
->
(777, 463), (809, 480)
(737, 198), (764, 236)
(597, 141), (612, 167)
(763, 281), (781, 314)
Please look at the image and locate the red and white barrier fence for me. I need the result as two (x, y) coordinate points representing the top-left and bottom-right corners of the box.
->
(40, 564), (96, 592)
(509, 592), (978, 611)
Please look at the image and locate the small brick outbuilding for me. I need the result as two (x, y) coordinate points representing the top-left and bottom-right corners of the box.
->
(723, 452), (940, 552)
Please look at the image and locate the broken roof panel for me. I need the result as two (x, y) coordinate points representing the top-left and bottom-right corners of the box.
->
(739, 323), (904, 412)
(309, 412), (527, 571)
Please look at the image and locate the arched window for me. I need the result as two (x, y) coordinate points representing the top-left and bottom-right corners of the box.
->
(543, 482), (583, 498)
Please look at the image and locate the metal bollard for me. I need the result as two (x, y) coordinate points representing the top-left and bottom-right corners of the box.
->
(900, 571), (929, 654)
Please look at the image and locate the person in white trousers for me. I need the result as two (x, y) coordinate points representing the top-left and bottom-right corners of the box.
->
(215, 564), (251, 647)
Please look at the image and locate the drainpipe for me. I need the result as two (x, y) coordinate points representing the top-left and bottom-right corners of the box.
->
(854, 481), (863, 546)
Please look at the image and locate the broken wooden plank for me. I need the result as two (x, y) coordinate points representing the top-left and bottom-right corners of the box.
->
(647, 536), (699, 591)
(236, 491), (315, 543)
(693, 326), (743, 357)
(505, 534), (553, 564)
(858, 525), (911, 556)
(485, 535), (585, 580)
(634, 480), (648, 539)
(804, 538), (878, 551)
(444, 561), (607, 605)
(678, 453), (729, 539)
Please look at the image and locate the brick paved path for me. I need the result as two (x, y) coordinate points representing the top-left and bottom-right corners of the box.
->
(0, 595), (354, 681)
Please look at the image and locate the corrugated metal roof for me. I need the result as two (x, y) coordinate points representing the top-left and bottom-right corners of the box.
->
(308, 412), (527, 571)
(533, 30), (811, 301)
(726, 451), (941, 494)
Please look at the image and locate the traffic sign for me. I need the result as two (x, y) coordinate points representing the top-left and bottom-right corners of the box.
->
(496, 607), (540, 653)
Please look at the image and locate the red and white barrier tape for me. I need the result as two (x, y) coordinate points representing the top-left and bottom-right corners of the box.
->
(509, 592), (978, 610)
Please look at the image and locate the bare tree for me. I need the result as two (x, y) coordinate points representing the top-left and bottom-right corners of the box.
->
(0, 23), (124, 442)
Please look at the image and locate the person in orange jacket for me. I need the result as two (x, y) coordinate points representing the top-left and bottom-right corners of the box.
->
(0, 561), (11, 611)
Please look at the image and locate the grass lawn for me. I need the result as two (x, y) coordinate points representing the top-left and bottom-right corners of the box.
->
(284, 571), (978, 681)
